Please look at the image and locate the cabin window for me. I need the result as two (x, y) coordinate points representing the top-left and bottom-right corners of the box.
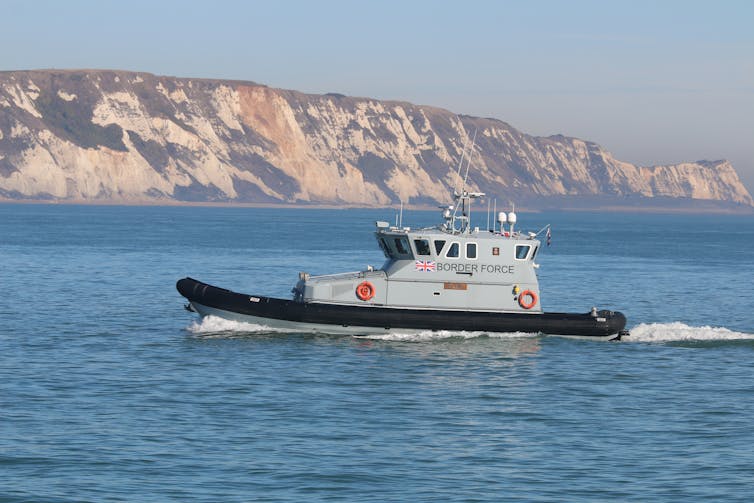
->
(446, 242), (460, 258)
(466, 242), (477, 259)
(515, 244), (532, 260)
(394, 237), (410, 255)
(378, 237), (390, 258)
(434, 240), (446, 255)
(531, 246), (539, 260)
(414, 239), (431, 256)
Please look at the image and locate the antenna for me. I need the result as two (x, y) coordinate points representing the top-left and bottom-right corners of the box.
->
(442, 128), (486, 235)
(486, 197), (491, 231)
(493, 199), (497, 233)
(399, 200), (404, 228)
(450, 130), (478, 230)
(492, 198), (497, 233)
(460, 129), (477, 195)
(508, 201), (517, 235)
(454, 133), (470, 195)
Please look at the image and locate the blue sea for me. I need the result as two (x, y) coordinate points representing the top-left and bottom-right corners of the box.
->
(2, 204), (753, 502)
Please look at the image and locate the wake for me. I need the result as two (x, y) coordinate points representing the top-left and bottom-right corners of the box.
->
(187, 315), (537, 340)
(625, 322), (754, 343)
(187, 316), (753, 343)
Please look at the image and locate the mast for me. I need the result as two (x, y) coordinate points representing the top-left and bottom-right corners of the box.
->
(443, 129), (483, 234)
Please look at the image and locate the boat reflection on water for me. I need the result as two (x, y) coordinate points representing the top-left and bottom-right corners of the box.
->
(350, 331), (542, 359)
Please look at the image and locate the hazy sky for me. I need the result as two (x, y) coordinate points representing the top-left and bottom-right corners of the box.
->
(3, 0), (753, 192)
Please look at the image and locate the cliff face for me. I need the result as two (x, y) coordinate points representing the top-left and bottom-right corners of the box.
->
(1, 70), (751, 207)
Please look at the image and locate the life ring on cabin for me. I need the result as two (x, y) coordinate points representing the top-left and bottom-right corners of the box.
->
(518, 290), (537, 309)
(356, 281), (375, 301)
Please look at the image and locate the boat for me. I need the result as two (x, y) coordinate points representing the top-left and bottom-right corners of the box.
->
(177, 190), (629, 340)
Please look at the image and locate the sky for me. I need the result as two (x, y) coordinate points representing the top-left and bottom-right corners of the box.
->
(3, 0), (753, 193)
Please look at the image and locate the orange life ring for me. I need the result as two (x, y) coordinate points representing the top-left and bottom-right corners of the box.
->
(356, 281), (375, 301)
(518, 289), (537, 309)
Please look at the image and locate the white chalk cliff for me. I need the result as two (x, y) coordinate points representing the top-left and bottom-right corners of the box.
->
(0, 70), (751, 208)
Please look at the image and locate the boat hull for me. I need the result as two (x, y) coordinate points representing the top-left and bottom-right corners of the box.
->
(177, 277), (627, 338)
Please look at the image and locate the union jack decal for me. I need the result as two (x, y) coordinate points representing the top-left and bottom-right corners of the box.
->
(415, 260), (436, 272)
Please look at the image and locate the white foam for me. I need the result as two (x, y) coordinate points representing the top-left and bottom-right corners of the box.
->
(187, 317), (753, 343)
(626, 322), (754, 343)
(187, 316), (539, 341)
(363, 330), (538, 342)
(187, 315), (299, 335)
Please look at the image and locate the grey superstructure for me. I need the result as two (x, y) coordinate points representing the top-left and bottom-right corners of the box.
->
(294, 191), (543, 314)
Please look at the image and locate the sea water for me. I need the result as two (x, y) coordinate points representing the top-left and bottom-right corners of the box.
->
(1, 204), (753, 502)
